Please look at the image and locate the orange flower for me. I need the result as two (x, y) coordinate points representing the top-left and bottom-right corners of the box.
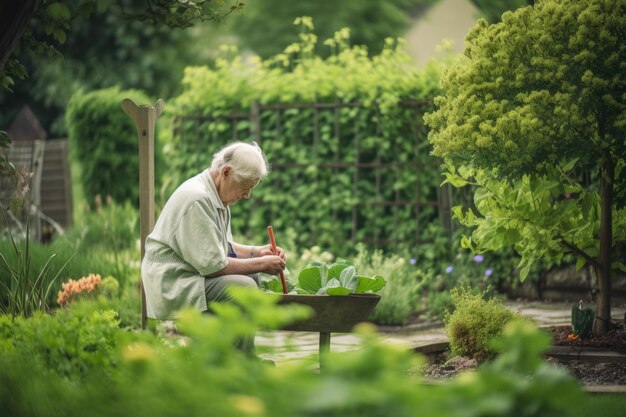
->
(57, 273), (103, 306)
(567, 333), (579, 341)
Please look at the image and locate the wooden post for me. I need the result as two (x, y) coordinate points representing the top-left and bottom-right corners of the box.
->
(30, 139), (45, 241)
(250, 101), (261, 143)
(121, 98), (164, 330)
(319, 332), (331, 371)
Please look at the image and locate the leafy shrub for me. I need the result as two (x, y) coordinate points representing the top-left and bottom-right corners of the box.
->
(445, 285), (520, 361)
(65, 87), (157, 207)
(0, 302), (121, 381)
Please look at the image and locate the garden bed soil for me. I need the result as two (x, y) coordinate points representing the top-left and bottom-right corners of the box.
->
(422, 319), (626, 386)
(548, 320), (625, 351)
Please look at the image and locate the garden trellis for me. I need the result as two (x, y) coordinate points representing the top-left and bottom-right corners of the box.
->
(170, 99), (454, 253)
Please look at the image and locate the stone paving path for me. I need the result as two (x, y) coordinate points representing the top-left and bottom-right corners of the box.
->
(256, 301), (626, 364)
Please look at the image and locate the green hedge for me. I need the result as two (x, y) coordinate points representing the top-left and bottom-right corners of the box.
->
(65, 87), (157, 207)
(163, 27), (445, 254)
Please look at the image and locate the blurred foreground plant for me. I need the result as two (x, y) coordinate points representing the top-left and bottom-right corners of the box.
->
(0, 286), (584, 417)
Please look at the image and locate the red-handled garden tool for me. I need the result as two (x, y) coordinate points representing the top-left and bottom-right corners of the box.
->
(267, 225), (288, 294)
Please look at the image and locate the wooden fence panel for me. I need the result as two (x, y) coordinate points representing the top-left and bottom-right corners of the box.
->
(41, 138), (72, 229)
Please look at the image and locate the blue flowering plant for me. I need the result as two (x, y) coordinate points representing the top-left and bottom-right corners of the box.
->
(419, 251), (506, 319)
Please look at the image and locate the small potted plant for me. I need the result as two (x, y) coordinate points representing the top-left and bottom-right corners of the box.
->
(571, 300), (594, 339)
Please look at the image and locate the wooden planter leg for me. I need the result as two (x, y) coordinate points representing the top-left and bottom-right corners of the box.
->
(319, 331), (331, 371)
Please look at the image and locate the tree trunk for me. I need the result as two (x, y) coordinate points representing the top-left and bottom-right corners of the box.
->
(0, 0), (40, 70)
(593, 154), (614, 335)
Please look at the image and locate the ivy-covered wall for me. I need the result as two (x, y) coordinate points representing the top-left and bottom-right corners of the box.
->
(162, 23), (447, 254)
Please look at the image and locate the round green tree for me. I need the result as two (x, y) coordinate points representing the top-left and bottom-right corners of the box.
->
(426, 0), (625, 335)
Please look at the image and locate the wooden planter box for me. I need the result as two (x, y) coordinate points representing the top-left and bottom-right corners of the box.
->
(277, 293), (381, 333)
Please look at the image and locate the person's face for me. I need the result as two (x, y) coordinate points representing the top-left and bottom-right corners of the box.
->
(219, 167), (259, 206)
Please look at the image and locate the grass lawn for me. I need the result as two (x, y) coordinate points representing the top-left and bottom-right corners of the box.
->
(573, 393), (626, 417)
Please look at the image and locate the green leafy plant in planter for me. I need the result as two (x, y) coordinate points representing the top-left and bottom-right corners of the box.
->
(262, 260), (386, 295)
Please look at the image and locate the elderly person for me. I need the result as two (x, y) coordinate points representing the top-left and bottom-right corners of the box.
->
(141, 141), (286, 322)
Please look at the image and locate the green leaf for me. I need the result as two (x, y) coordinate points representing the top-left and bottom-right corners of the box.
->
(519, 262), (532, 282)
(451, 205), (464, 222)
(47, 2), (71, 19)
(327, 261), (350, 281)
(326, 286), (353, 296)
(356, 275), (386, 293)
(297, 266), (323, 294)
(97, 0), (114, 13)
(338, 266), (358, 292)
(320, 278), (352, 296)
(442, 171), (468, 187)
(52, 29), (67, 44)
(561, 158), (579, 173)
(474, 187), (492, 205)
(261, 277), (284, 293)
(77, 1), (96, 17)
(460, 235), (472, 250)
(612, 261), (626, 273)
(575, 256), (586, 271)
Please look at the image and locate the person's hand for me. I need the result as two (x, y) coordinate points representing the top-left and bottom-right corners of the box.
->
(261, 255), (286, 275)
(258, 244), (286, 260)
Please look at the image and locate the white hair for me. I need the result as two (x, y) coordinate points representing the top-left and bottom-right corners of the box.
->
(209, 141), (270, 182)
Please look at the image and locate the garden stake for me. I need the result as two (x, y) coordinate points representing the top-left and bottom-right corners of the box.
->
(267, 226), (288, 294)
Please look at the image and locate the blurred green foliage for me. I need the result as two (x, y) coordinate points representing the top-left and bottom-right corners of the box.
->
(572, 394), (626, 417)
(0, 287), (585, 417)
(0, 0), (237, 135)
(0, 130), (12, 177)
(353, 245), (420, 325)
(469, 0), (533, 23)
(422, 239), (523, 319)
(65, 86), (156, 208)
(228, 0), (436, 58)
(165, 21), (445, 255)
